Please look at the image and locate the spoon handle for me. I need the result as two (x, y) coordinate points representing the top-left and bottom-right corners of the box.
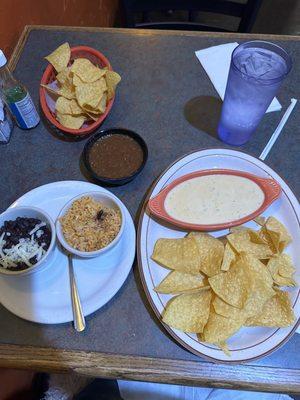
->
(68, 254), (86, 332)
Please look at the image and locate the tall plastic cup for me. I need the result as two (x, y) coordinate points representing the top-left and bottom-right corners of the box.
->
(218, 41), (292, 146)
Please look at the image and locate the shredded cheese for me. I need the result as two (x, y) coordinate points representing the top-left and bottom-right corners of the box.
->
(29, 222), (46, 236)
(0, 232), (47, 269)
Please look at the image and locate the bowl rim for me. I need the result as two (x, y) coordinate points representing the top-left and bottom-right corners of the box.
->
(147, 168), (281, 231)
(82, 128), (148, 184)
(40, 45), (115, 136)
(56, 191), (125, 257)
(0, 206), (56, 276)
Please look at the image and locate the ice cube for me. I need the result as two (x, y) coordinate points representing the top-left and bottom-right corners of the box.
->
(235, 49), (285, 79)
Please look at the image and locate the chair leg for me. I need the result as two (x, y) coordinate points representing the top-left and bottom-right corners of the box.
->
(189, 10), (198, 22)
(238, 0), (263, 32)
(142, 11), (150, 23)
(121, 0), (136, 28)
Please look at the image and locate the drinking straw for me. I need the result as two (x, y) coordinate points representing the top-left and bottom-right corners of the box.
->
(259, 98), (298, 161)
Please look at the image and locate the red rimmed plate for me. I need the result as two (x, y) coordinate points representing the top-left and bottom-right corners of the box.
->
(138, 149), (300, 363)
(148, 169), (281, 231)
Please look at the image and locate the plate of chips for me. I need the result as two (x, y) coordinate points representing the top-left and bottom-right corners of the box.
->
(138, 149), (300, 363)
(40, 43), (121, 135)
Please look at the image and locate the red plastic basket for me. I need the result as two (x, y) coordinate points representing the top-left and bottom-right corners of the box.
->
(40, 46), (115, 136)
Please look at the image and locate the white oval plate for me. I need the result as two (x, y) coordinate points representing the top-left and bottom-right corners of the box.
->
(0, 181), (135, 324)
(138, 149), (300, 363)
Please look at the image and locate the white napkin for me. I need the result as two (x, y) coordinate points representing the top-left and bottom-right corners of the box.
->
(195, 42), (282, 113)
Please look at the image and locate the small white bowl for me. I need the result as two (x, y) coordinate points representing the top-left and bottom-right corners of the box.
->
(56, 191), (125, 258)
(0, 206), (56, 276)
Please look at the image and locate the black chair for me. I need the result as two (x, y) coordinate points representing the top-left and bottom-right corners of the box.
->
(121, 0), (263, 33)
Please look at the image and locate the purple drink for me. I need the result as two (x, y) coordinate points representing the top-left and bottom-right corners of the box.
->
(218, 41), (292, 146)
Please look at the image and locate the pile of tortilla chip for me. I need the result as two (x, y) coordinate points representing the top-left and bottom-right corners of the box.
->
(41, 43), (121, 130)
(151, 216), (297, 355)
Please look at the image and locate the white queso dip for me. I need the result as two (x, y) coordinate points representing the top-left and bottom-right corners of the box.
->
(164, 174), (264, 225)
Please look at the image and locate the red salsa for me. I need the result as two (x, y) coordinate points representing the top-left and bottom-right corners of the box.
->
(88, 134), (144, 179)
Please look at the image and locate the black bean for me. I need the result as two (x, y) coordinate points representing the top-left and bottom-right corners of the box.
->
(7, 262), (28, 271)
(10, 237), (19, 245)
(29, 256), (37, 265)
(0, 217), (52, 271)
(97, 210), (104, 220)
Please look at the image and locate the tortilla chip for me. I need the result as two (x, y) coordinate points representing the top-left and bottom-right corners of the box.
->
(40, 84), (60, 97)
(214, 253), (275, 319)
(84, 92), (107, 115)
(84, 111), (99, 121)
(152, 213), (296, 355)
(208, 262), (250, 308)
(240, 253), (273, 288)
(265, 217), (292, 252)
(267, 254), (297, 287)
(56, 113), (85, 129)
(245, 289), (295, 327)
(254, 216), (266, 226)
(45, 42), (71, 73)
(162, 290), (212, 333)
(56, 67), (71, 85)
(151, 237), (200, 274)
(247, 229), (268, 245)
(221, 242), (236, 271)
(218, 341), (231, 356)
(258, 226), (277, 254)
(58, 83), (76, 100)
(97, 92), (107, 113)
(70, 99), (84, 115)
(227, 230), (273, 259)
(187, 232), (224, 277)
(55, 96), (72, 114)
(154, 271), (207, 294)
(200, 308), (243, 344)
(229, 226), (248, 233)
(71, 58), (105, 82)
(105, 70), (121, 100)
(213, 296), (243, 320)
(73, 74), (84, 86)
(277, 254), (296, 278)
(55, 97), (83, 117)
(76, 79), (106, 109)
(213, 279), (274, 320)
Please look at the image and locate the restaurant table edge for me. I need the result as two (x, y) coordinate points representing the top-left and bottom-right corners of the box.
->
(8, 25), (300, 71)
(1, 25), (300, 394)
(1, 343), (300, 394)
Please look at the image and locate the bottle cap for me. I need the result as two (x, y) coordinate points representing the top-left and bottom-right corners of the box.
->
(0, 50), (7, 68)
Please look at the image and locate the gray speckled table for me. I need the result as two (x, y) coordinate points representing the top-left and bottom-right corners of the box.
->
(0, 26), (300, 393)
